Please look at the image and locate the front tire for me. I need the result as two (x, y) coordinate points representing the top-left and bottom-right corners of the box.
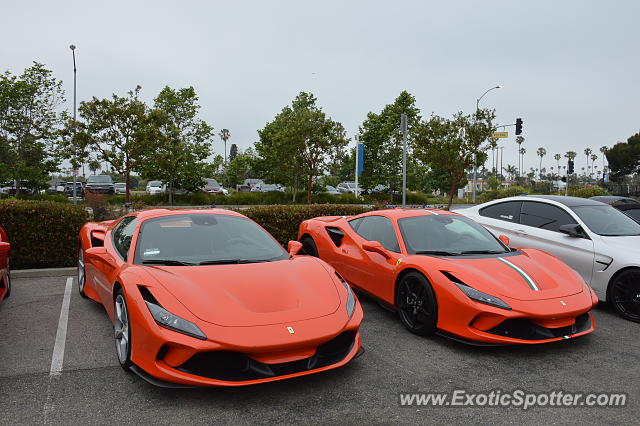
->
(114, 289), (133, 369)
(396, 272), (438, 336)
(301, 236), (319, 257)
(608, 269), (640, 323)
(2, 268), (10, 300)
(78, 249), (88, 298)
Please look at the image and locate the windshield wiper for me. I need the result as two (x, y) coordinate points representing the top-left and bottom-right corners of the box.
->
(459, 250), (507, 255)
(142, 259), (195, 266)
(415, 250), (462, 256)
(198, 259), (270, 265)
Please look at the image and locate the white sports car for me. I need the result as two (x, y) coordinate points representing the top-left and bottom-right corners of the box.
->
(460, 195), (640, 322)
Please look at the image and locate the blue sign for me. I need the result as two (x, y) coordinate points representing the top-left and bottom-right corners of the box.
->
(357, 143), (364, 176)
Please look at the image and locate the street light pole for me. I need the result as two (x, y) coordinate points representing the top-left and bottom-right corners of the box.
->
(70, 44), (78, 205)
(473, 85), (502, 203)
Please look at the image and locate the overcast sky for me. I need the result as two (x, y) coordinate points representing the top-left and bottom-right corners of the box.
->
(2, 0), (638, 173)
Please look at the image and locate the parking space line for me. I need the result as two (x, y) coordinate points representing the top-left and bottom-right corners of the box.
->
(49, 277), (73, 375)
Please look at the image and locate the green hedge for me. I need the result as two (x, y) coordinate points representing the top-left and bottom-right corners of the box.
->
(0, 193), (70, 203)
(0, 200), (90, 269)
(242, 204), (373, 246)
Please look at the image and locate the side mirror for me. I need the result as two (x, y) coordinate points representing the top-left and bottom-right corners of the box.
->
(498, 235), (510, 246)
(288, 241), (303, 256)
(558, 224), (585, 238)
(362, 240), (391, 259)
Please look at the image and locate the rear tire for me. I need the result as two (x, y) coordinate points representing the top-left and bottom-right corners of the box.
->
(301, 237), (319, 257)
(396, 272), (438, 336)
(78, 249), (88, 298)
(608, 269), (640, 323)
(3, 268), (10, 299)
(114, 289), (133, 369)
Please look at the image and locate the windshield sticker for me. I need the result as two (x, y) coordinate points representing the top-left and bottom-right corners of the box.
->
(144, 248), (161, 256)
(159, 219), (192, 228)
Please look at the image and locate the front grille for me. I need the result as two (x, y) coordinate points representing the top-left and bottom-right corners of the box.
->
(485, 313), (591, 341)
(175, 331), (356, 381)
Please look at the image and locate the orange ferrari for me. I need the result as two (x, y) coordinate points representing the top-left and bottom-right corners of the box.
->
(78, 209), (363, 387)
(298, 209), (598, 345)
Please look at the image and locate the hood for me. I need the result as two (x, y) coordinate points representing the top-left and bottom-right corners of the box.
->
(142, 257), (340, 326)
(426, 250), (584, 301)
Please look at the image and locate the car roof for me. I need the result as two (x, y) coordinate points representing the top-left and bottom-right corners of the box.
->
(503, 194), (605, 207)
(357, 208), (457, 220)
(614, 203), (640, 211)
(128, 208), (245, 222)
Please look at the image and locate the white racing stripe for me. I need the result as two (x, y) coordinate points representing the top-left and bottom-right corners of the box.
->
(50, 277), (73, 375)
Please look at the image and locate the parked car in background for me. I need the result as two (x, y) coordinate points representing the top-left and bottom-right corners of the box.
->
(145, 181), (165, 195)
(460, 195), (640, 322)
(114, 182), (127, 195)
(236, 184), (251, 192)
(64, 182), (85, 198)
(590, 196), (640, 206)
(337, 182), (362, 194)
(56, 182), (67, 193)
(85, 175), (115, 195)
(251, 183), (283, 193)
(606, 202), (640, 224)
(323, 185), (340, 195)
(0, 181), (36, 195)
(202, 178), (227, 195)
(0, 226), (10, 304)
(244, 179), (264, 189)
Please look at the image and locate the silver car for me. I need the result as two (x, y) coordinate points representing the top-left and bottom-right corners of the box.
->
(460, 195), (640, 322)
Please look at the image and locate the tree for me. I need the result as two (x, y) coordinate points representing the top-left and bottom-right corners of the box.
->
(413, 108), (494, 209)
(226, 148), (258, 187)
(71, 86), (151, 201)
(515, 136), (525, 177)
(228, 143), (239, 162)
(584, 148), (593, 176)
(88, 159), (101, 175)
(599, 146), (608, 171)
(503, 164), (517, 181)
(255, 92), (348, 203)
(0, 63), (64, 192)
(606, 133), (640, 181)
(219, 129), (230, 163)
(536, 147), (546, 180)
(139, 86), (214, 204)
(554, 153), (561, 172)
(357, 91), (422, 194)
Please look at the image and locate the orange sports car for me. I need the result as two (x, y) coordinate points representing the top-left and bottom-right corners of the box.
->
(0, 226), (10, 303)
(78, 209), (363, 387)
(298, 209), (598, 345)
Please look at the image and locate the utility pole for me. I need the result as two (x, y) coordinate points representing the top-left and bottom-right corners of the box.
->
(401, 113), (408, 208)
(70, 44), (78, 205)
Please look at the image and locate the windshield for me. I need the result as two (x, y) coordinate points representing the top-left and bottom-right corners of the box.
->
(87, 175), (113, 183)
(148, 181), (162, 187)
(571, 205), (640, 236)
(134, 214), (289, 265)
(204, 179), (220, 187)
(398, 215), (509, 255)
(115, 183), (126, 188)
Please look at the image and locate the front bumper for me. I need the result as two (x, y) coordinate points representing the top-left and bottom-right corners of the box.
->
(437, 289), (597, 345)
(128, 296), (364, 386)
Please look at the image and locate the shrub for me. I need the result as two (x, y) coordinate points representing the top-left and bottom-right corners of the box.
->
(243, 204), (373, 246)
(568, 186), (609, 198)
(0, 200), (90, 269)
(0, 193), (70, 203)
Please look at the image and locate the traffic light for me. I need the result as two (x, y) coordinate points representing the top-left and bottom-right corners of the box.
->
(568, 160), (575, 174)
(515, 118), (523, 135)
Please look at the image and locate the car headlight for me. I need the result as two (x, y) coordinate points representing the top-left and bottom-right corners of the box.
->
(453, 283), (512, 311)
(145, 301), (207, 340)
(335, 272), (356, 318)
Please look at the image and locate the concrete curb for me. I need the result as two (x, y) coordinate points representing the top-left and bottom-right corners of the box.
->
(12, 267), (76, 278)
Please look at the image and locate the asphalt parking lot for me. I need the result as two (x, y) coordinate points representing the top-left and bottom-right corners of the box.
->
(1, 275), (638, 425)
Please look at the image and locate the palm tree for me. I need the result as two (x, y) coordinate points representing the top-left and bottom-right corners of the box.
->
(584, 148), (593, 177)
(503, 164), (517, 181)
(519, 147), (526, 179)
(516, 136), (525, 177)
(536, 147), (547, 180)
(554, 153), (561, 171)
(219, 129), (231, 164)
(599, 146), (608, 171)
(590, 154), (598, 180)
(488, 138), (498, 174)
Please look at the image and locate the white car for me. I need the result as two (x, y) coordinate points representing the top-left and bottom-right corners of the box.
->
(145, 181), (165, 195)
(460, 195), (640, 322)
(114, 182), (126, 195)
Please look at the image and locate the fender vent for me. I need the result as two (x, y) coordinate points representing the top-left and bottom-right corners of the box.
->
(325, 227), (345, 247)
(137, 286), (159, 304)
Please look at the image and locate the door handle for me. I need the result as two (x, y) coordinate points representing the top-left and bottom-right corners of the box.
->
(514, 229), (528, 235)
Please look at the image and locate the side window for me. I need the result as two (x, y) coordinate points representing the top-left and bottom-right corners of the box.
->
(479, 201), (522, 223)
(353, 216), (400, 253)
(519, 202), (576, 232)
(112, 216), (138, 260)
(348, 217), (364, 232)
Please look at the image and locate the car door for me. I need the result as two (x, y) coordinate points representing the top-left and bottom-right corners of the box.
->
(342, 216), (400, 302)
(516, 201), (595, 285)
